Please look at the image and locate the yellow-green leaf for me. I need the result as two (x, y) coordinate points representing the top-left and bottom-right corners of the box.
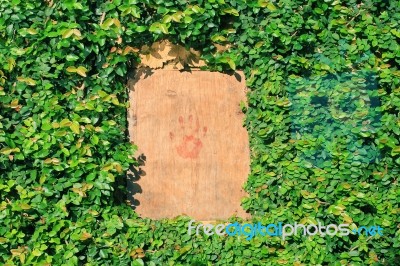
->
(20, 253), (26, 264)
(80, 232), (92, 241)
(101, 163), (113, 171)
(31, 249), (42, 257)
(70, 121), (80, 134)
(171, 11), (183, 22)
(66, 66), (77, 73)
(267, 2), (277, 11)
(39, 175), (46, 184)
(392, 146), (400, 154)
(222, 8), (239, 16)
(101, 18), (114, 30)
(258, 0), (269, 8)
(321, 63), (331, 70)
(27, 28), (38, 35)
(60, 119), (72, 127)
(111, 97), (120, 105)
(211, 35), (227, 42)
(342, 183), (351, 189)
(76, 66), (87, 77)
(73, 29), (82, 37)
(17, 77), (36, 86)
(61, 29), (74, 39)
(10, 99), (19, 108)
(11, 48), (27, 56)
(0, 147), (20, 155)
(20, 203), (31, 210)
(390, 29), (400, 38)
(149, 22), (169, 34)
(226, 58), (236, 70)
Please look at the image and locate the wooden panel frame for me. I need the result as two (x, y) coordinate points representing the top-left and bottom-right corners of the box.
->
(127, 69), (250, 220)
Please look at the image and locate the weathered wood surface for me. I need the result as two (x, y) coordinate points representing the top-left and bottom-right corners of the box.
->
(128, 69), (250, 220)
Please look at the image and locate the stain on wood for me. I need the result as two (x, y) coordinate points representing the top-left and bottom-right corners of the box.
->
(128, 70), (250, 220)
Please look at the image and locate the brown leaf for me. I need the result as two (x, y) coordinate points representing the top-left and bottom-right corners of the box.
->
(123, 46), (139, 55)
(214, 43), (232, 52)
(116, 36), (122, 44)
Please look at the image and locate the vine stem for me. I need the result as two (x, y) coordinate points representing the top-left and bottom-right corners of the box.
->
(100, 12), (106, 25)
(349, 236), (373, 252)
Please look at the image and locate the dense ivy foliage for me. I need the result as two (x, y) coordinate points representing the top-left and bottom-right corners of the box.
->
(0, 0), (399, 265)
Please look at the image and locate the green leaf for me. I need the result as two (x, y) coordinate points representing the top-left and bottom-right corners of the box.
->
(132, 259), (144, 266)
(66, 54), (79, 61)
(91, 135), (99, 145)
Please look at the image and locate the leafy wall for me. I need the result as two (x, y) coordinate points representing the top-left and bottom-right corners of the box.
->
(0, 0), (399, 265)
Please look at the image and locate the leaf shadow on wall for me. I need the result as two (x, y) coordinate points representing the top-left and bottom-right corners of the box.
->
(126, 153), (146, 209)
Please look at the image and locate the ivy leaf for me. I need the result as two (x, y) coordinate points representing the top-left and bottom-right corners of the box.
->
(258, 0), (270, 8)
(66, 66), (77, 73)
(60, 119), (72, 127)
(27, 28), (37, 35)
(80, 232), (92, 241)
(70, 121), (80, 134)
(17, 76), (36, 86)
(171, 11), (183, 22)
(101, 18), (115, 30)
(211, 35), (227, 42)
(266, 3), (277, 11)
(19, 203), (31, 210)
(0, 147), (20, 155)
(66, 54), (79, 61)
(218, 57), (234, 70)
(76, 66), (88, 77)
(61, 29), (74, 38)
(222, 8), (239, 16)
(149, 22), (169, 34)
(391, 146), (400, 155)
(191, 5), (204, 14)
(227, 58), (236, 70)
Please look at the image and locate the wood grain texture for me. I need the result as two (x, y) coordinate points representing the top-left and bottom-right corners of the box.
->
(128, 69), (250, 220)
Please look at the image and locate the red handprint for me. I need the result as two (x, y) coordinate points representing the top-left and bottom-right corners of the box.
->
(169, 115), (207, 159)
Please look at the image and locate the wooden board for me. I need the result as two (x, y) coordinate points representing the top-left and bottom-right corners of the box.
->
(127, 69), (250, 220)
